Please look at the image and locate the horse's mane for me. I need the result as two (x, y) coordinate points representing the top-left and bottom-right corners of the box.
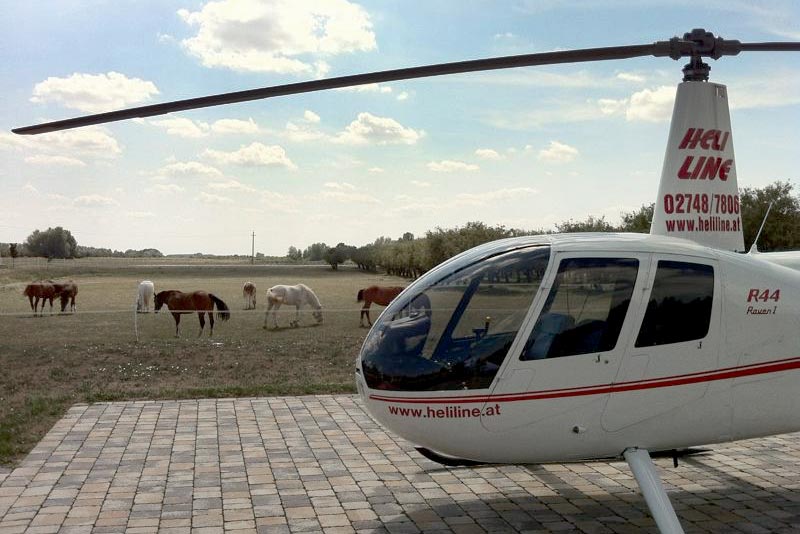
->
(297, 283), (322, 309)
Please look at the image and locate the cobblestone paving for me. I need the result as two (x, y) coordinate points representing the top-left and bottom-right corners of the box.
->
(1, 396), (799, 533)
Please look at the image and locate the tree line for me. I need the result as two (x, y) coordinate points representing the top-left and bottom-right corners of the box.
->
(286, 180), (800, 275)
(2, 181), (797, 271)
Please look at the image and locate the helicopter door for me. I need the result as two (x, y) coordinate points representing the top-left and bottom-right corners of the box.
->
(482, 253), (650, 432)
(601, 256), (721, 432)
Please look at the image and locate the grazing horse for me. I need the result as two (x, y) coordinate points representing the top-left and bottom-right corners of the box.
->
(357, 285), (405, 327)
(243, 281), (257, 310)
(23, 282), (56, 315)
(154, 290), (230, 337)
(52, 281), (78, 313)
(263, 284), (323, 329)
(137, 280), (155, 313)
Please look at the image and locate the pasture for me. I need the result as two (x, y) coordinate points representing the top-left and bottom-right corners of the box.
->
(0, 262), (407, 466)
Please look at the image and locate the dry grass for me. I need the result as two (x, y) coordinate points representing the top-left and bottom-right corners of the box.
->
(0, 262), (406, 466)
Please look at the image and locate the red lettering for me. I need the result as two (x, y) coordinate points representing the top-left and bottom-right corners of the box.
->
(747, 289), (760, 302)
(719, 159), (732, 181)
(719, 131), (730, 151)
(700, 130), (717, 150)
(699, 157), (722, 179)
(679, 128), (703, 149)
(770, 289), (781, 302)
(691, 156), (707, 179)
(678, 156), (694, 179)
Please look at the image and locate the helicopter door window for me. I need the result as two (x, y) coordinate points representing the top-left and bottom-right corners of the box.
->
(521, 258), (639, 360)
(635, 261), (714, 347)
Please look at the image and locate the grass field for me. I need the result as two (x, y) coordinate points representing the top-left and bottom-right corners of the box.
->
(0, 262), (407, 466)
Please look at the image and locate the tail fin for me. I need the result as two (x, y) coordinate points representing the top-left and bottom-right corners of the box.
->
(210, 294), (231, 321)
(357, 289), (364, 302)
(651, 81), (744, 252)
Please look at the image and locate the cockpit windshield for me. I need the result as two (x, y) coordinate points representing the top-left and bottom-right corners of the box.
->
(360, 245), (550, 391)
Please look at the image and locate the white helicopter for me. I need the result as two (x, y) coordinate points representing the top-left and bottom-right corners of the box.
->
(14, 29), (800, 534)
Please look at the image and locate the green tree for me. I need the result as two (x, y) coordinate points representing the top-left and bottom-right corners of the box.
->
(9, 243), (18, 268)
(303, 242), (329, 261)
(741, 181), (800, 251)
(25, 227), (77, 258)
(324, 243), (352, 270)
(620, 203), (654, 233)
(286, 246), (302, 261)
(556, 215), (616, 233)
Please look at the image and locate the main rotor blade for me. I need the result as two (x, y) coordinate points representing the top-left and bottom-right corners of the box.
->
(739, 42), (800, 52)
(13, 43), (659, 135)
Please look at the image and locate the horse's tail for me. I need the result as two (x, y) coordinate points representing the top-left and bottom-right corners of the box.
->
(357, 289), (364, 302)
(210, 294), (230, 321)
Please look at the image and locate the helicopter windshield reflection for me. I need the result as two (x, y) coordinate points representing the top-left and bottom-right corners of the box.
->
(361, 245), (550, 391)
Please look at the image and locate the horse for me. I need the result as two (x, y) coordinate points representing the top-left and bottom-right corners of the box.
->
(263, 284), (323, 329)
(357, 285), (405, 327)
(243, 281), (257, 310)
(23, 282), (56, 315)
(154, 290), (230, 337)
(52, 281), (78, 313)
(137, 280), (155, 313)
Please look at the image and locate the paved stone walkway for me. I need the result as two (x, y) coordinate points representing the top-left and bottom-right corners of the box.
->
(1, 396), (799, 533)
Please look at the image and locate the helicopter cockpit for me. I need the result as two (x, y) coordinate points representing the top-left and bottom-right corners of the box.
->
(360, 240), (551, 391)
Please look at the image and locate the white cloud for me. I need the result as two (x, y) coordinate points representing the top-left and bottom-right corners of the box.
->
(24, 154), (86, 167)
(427, 160), (479, 173)
(127, 211), (156, 219)
(0, 127), (122, 159)
(23, 183), (39, 194)
(335, 112), (423, 145)
(367, 167), (384, 173)
(159, 161), (222, 178)
(537, 141), (579, 163)
(177, 0), (376, 74)
(396, 91), (409, 101)
(336, 83), (393, 94)
(151, 117), (210, 138)
(74, 194), (119, 207)
(616, 72), (646, 83)
(304, 110), (320, 123)
(196, 192), (234, 204)
(30, 72), (159, 113)
(207, 179), (256, 193)
(455, 187), (538, 206)
(625, 86), (675, 122)
(410, 180), (431, 187)
(324, 182), (357, 191)
(285, 120), (326, 142)
(150, 183), (185, 193)
(211, 118), (261, 134)
(475, 148), (503, 160)
(203, 142), (296, 169)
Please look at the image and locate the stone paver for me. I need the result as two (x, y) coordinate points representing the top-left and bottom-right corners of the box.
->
(1, 396), (799, 533)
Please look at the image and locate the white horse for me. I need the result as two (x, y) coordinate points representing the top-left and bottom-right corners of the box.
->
(243, 281), (257, 310)
(263, 283), (323, 329)
(137, 280), (155, 313)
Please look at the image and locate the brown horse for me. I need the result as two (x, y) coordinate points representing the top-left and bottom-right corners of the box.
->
(52, 281), (78, 313)
(155, 290), (230, 337)
(242, 281), (257, 310)
(357, 285), (405, 327)
(23, 282), (56, 315)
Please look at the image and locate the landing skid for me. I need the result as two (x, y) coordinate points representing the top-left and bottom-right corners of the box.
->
(415, 447), (485, 466)
(624, 447), (684, 534)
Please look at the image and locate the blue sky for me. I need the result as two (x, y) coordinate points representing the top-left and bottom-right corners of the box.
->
(2, 1), (799, 255)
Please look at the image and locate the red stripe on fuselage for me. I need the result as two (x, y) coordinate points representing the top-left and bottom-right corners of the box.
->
(368, 357), (800, 404)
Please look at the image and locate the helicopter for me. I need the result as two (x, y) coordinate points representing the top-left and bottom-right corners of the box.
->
(13, 28), (800, 534)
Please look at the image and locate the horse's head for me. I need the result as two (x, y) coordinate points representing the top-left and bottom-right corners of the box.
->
(154, 291), (167, 312)
(313, 308), (324, 324)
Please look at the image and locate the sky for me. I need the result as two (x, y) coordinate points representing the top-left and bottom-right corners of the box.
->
(1, 1), (799, 256)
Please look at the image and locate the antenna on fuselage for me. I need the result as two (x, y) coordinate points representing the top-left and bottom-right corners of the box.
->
(748, 201), (774, 254)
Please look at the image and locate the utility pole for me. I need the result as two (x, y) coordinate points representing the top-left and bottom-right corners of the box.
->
(251, 231), (255, 264)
